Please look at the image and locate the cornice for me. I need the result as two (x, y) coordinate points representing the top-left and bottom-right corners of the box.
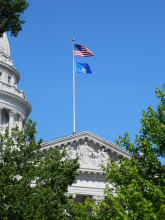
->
(78, 168), (104, 175)
(0, 61), (20, 82)
(0, 102), (26, 118)
(42, 131), (131, 159)
(68, 186), (105, 195)
(0, 68), (12, 77)
(0, 90), (31, 116)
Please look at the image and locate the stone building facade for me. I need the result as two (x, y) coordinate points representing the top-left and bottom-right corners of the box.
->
(42, 131), (131, 208)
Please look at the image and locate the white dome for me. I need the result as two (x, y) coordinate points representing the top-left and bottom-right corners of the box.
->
(0, 33), (10, 56)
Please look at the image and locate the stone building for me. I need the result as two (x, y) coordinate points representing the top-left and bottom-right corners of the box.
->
(0, 33), (31, 135)
(0, 34), (130, 209)
(42, 131), (130, 207)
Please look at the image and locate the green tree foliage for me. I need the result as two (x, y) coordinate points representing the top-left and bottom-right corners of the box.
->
(74, 85), (165, 220)
(0, 119), (79, 219)
(0, 0), (29, 37)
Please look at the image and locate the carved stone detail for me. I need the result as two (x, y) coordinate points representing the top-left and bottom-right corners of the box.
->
(8, 110), (15, 118)
(65, 141), (110, 168)
(18, 115), (24, 122)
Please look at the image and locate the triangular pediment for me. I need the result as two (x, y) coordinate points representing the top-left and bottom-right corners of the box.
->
(41, 131), (131, 170)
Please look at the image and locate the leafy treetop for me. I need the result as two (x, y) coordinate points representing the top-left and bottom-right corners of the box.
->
(0, 119), (80, 220)
(74, 85), (165, 220)
(0, 0), (29, 37)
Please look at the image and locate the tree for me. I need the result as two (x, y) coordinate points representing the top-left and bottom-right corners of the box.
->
(74, 85), (165, 220)
(0, 0), (29, 37)
(0, 119), (79, 220)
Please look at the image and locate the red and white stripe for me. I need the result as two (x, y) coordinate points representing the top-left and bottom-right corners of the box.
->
(74, 45), (94, 57)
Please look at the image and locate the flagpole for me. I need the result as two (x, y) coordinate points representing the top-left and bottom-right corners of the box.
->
(72, 38), (76, 134)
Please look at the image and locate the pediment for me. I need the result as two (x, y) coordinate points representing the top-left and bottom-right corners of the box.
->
(42, 131), (131, 170)
(65, 141), (113, 169)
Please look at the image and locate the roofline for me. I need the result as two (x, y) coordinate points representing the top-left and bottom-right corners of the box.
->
(41, 131), (131, 159)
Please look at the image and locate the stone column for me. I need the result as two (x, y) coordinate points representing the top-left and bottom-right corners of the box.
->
(18, 115), (24, 131)
(0, 107), (3, 131)
(8, 111), (14, 135)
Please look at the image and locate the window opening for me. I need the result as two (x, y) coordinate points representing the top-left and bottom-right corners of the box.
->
(8, 76), (11, 84)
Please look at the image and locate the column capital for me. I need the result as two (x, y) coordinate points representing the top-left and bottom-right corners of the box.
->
(0, 106), (3, 111)
(18, 115), (24, 121)
(18, 115), (24, 131)
(8, 111), (15, 118)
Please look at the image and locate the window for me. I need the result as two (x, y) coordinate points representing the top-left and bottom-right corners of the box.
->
(8, 76), (11, 84)
(0, 72), (2, 80)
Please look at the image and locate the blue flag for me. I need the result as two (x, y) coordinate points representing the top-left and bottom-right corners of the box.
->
(76, 62), (92, 74)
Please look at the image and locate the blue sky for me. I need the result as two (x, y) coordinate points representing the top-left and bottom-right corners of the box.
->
(7, 0), (165, 161)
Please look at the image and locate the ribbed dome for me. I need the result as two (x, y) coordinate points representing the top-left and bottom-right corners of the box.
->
(0, 33), (10, 56)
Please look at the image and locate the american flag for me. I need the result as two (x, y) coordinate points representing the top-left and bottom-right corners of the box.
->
(74, 44), (94, 57)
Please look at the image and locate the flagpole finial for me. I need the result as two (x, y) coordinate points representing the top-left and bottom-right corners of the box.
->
(72, 38), (75, 41)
